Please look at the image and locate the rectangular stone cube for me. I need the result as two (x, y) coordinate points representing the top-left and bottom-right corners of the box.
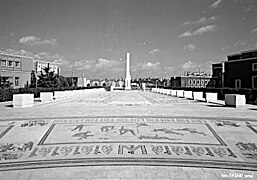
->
(13, 94), (34, 108)
(54, 91), (65, 100)
(171, 90), (177, 96)
(225, 94), (246, 107)
(184, 91), (193, 99)
(206, 92), (218, 103)
(65, 90), (74, 97)
(193, 92), (205, 101)
(40, 92), (53, 102)
(177, 90), (184, 97)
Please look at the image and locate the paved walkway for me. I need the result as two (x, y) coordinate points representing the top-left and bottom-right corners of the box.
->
(0, 90), (257, 179)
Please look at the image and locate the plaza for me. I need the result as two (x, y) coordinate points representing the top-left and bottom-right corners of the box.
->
(0, 90), (257, 179)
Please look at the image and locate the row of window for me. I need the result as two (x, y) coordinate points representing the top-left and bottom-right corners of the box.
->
(253, 63), (257, 71)
(235, 76), (257, 89)
(1, 60), (20, 68)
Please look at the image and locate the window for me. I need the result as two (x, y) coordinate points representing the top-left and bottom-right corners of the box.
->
(8, 61), (13, 67)
(15, 77), (19, 86)
(253, 76), (257, 89)
(1, 60), (7, 66)
(253, 63), (257, 71)
(15, 61), (20, 68)
(235, 79), (241, 89)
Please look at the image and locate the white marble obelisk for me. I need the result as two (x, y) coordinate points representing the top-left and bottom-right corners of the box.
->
(125, 51), (131, 90)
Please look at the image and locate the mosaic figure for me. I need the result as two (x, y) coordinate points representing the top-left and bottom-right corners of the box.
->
(72, 131), (94, 140)
(119, 126), (136, 136)
(71, 124), (87, 132)
(100, 126), (115, 132)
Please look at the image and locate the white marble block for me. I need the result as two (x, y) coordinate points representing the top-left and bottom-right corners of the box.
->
(13, 94), (34, 108)
(171, 90), (177, 96)
(184, 91), (193, 99)
(206, 92), (218, 103)
(110, 86), (114, 91)
(65, 90), (74, 97)
(167, 90), (172, 96)
(225, 94), (246, 107)
(40, 92), (53, 102)
(193, 92), (205, 101)
(142, 83), (146, 91)
(177, 90), (184, 97)
(54, 91), (65, 99)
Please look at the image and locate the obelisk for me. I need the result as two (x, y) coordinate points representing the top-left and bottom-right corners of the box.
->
(125, 51), (131, 90)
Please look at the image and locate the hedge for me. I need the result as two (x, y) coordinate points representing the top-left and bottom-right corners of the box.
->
(0, 86), (106, 102)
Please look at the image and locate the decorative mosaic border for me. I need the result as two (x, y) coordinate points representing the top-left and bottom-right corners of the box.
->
(37, 119), (226, 146)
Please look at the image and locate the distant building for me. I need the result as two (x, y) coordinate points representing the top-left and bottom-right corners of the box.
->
(212, 49), (257, 89)
(34, 60), (60, 75)
(170, 72), (215, 88)
(0, 52), (33, 88)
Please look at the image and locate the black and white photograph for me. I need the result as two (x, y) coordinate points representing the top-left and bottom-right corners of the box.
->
(0, 0), (257, 179)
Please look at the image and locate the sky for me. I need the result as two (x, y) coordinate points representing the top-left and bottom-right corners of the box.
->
(0, 0), (257, 79)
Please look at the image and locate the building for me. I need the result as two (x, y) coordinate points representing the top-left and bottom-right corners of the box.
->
(0, 51), (62, 89)
(0, 52), (33, 88)
(170, 72), (215, 88)
(212, 49), (257, 89)
(34, 60), (60, 75)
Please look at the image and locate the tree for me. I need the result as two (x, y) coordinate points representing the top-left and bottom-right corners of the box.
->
(37, 66), (60, 88)
(58, 76), (69, 87)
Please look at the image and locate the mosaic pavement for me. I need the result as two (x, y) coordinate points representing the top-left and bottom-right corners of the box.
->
(1, 90), (257, 179)
(0, 117), (257, 172)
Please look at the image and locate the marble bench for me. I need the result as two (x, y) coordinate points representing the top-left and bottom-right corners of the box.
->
(171, 90), (177, 96)
(225, 94), (246, 108)
(65, 90), (74, 98)
(184, 91), (193, 99)
(13, 94), (34, 108)
(40, 92), (54, 102)
(206, 92), (218, 103)
(177, 90), (184, 98)
(193, 92), (205, 101)
(54, 91), (66, 100)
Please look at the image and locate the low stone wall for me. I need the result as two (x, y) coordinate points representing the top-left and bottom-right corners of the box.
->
(13, 94), (34, 108)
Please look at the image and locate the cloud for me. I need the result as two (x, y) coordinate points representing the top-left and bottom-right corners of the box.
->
(209, 0), (222, 8)
(141, 61), (160, 70)
(220, 46), (229, 51)
(19, 36), (58, 46)
(251, 27), (257, 33)
(149, 48), (160, 55)
(164, 66), (174, 72)
(1, 49), (34, 57)
(233, 40), (245, 46)
(180, 61), (198, 71)
(73, 58), (124, 75)
(183, 16), (218, 25)
(184, 44), (196, 51)
(178, 25), (216, 38)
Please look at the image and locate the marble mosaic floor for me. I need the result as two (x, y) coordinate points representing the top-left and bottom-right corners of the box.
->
(0, 90), (257, 179)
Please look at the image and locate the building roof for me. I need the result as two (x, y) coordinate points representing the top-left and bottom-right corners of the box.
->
(0, 52), (34, 59)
